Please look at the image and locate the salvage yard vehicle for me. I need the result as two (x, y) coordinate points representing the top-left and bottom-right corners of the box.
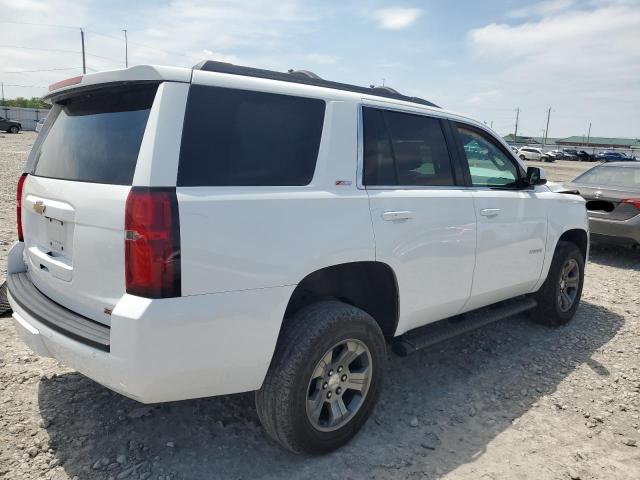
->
(517, 146), (543, 161)
(565, 162), (640, 246)
(7, 62), (589, 454)
(0, 116), (21, 133)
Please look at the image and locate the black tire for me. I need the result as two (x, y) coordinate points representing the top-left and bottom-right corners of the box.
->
(255, 300), (386, 453)
(0, 281), (11, 316)
(9, 126), (19, 134)
(530, 241), (584, 326)
(519, 154), (526, 160)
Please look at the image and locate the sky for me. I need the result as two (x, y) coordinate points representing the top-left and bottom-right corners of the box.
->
(0, 0), (638, 139)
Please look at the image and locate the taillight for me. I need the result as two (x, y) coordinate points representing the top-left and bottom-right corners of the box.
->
(125, 187), (181, 298)
(17, 173), (28, 242)
(622, 198), (640, 210)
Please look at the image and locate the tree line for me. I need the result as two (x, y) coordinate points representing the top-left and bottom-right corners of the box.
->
(0, 97), (51, 109)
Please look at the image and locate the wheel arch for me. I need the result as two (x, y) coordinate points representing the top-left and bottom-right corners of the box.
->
(283, 261), (400, 338)
(558, 228), (588, 260)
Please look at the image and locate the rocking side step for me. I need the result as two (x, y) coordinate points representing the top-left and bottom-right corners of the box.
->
(391, 297), (537, 356)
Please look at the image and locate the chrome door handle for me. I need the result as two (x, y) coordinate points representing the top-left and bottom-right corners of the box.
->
(480, 208), (501, 217)
(382, 210), (413, 221)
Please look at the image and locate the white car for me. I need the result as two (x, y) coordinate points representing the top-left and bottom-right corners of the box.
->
(7, 63), (589, 454)
(518, 146), (543, 161)
(35, 117), (46, 133)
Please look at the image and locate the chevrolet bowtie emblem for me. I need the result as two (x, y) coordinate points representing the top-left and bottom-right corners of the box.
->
(33, 201), (46, 215)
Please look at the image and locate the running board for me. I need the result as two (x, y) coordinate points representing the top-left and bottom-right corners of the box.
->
(391, 297), (537, 356)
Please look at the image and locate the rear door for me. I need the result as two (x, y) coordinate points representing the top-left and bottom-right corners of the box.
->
(21, 83), (159, 324)
(453, 123), (547, 311)
(363, 106), (476, 335)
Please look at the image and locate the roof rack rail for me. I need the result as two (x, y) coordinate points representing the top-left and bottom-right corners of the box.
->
(193, 60), (440, 108)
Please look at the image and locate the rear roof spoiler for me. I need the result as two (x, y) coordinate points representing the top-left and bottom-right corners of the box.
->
(194, 60), (440, 109)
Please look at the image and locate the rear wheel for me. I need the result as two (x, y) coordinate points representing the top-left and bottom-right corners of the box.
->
(255, 301), (386, 453)
(519, 154), (526, 160)
(9, 126), (19, 134)
(530, 241), (584, 326)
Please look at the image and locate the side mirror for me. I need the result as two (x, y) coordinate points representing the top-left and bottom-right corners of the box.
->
(526, 166), (547, 186)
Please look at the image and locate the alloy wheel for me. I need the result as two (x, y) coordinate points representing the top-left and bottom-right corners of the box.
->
(306, 339), (373, 432)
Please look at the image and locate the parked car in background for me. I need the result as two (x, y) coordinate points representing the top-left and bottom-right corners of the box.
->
(563, 149), (595, 162)
(540, 149), (564, 162)
(596, 151), (636, 162)
(517, 146), (543, 161)
(561, 150), (578, 161)
(565, 162), (640, 246)
(0, 116), (21, 133)
(35, 118), (46, 133)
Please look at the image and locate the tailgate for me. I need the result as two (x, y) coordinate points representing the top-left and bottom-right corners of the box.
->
(21, 83), (159, 325)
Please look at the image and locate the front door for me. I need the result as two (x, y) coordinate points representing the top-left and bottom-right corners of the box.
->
(453, 124), (547, 311)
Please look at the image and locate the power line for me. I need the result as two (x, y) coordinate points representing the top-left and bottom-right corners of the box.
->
(0, 45), (122, 64)
(0, 67), (82, 74)
(1, 84), (47, 88)
(0, 20), (79, 30)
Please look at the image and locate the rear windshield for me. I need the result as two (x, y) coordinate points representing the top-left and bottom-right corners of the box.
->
(32, 83), (158, 185)
(178, 85), (325, 187)
(574, 165), (640, 189)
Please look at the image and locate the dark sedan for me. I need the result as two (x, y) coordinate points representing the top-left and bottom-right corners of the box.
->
(0, 116), (22, 133)
(563, 149), (595, 162)
(565, 162), (640, 246)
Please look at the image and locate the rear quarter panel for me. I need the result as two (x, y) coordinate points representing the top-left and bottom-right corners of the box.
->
(176, 97), (375, 295)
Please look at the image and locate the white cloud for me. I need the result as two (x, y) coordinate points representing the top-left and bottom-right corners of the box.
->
(462, 2), (640, 136)
(508, 0), (575, 18)
(372, 7), (422, 30)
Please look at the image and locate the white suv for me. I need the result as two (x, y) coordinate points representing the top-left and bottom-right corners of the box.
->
(518, 146), (543, 161)
(7, 62), (589, 454)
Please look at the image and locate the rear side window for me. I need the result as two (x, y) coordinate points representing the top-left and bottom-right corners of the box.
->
(178, 85), (325, 186)
(33, 83), (158, 185)
(363, 107), (455, 186)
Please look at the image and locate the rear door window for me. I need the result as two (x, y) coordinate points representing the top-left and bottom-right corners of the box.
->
(32, 83), (158, 185)
(363, 107), (455, 187)
(178, 85), (325, 187)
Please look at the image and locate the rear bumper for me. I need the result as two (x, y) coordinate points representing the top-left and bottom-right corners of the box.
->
(8, 269), (294, 403)
(588, 215), (640, 245)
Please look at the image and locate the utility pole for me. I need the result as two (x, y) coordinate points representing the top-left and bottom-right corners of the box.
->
(80, 28), (86, 74)
(490, 120), (493, 129)
(514, 107), (520, 143)
(544, 107), (551, 146)
(123, 29), (128, 68)
(1, 82), (4, 107)
(586, 122), (591, 146)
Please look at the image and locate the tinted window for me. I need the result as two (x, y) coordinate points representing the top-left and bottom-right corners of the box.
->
(457, 126), (519, 187)
(178, 85), (325, 186)
(363, 107), (454, 186)
(33, 83), (157, 185)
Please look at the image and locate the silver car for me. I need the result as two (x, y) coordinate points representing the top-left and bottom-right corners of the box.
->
(565, 162), (640, 246)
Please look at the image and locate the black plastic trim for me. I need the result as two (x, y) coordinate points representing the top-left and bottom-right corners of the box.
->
(7, 272), (110, 352)
(194, 60), (440, 108)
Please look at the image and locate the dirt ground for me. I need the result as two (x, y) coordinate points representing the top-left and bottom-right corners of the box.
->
(0, 132), (638, 480)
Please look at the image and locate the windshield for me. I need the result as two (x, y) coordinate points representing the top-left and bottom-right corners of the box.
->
(573, 165), (640, 190)
(32, 83), (158, 185)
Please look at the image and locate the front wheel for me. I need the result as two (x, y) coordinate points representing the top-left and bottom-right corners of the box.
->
(255, 301), (386, 453)
(530, 241), (584, 326)
(9, 126), (19, 134)
(519, 154), (526, 160)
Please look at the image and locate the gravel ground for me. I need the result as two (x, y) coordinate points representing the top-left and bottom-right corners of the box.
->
(0, 132), (638, 480)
